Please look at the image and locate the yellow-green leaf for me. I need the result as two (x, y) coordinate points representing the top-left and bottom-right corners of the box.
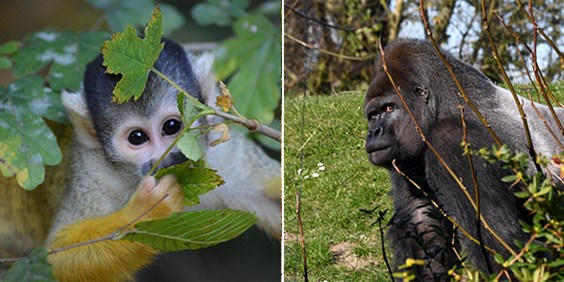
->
(155, 162), (224, 206)
(122, 210), (257, 251)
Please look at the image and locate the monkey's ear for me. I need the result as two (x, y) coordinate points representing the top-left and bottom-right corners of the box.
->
(61, 90), (100, 149)
(189, 52), (223, 127)
(189, 53), (219, 107)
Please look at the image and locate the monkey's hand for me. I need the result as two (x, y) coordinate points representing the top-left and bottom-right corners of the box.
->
(48, 175), (183, 282)
(126, 175), (184, 221)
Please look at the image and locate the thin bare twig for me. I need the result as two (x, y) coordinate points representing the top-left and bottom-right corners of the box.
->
(459, 106), (494, 274)
(284, 33), (374, 61)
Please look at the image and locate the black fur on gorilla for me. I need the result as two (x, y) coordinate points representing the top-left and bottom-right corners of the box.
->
(364, 39), (563, 280)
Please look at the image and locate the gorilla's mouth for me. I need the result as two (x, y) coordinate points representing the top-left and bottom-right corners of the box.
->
(365, 141), (393, 154)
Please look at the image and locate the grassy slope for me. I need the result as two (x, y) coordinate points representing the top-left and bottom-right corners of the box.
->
(283, 92), (392, 281)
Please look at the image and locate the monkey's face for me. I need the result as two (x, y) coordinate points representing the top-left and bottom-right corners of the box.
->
(110, 102), (188, 176)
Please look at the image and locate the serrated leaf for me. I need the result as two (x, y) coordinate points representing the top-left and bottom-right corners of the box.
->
(86, 0), (184, 35)
(177, 131), (204, 161)
(102, 5), (164, 103)
(12, 30), (109, 91)
(213, 15), (281, 124)
(3, 248), (55, 282)
(122, 210), (257, 251)
(0, 76), (64, 190)
(0, 56), (11, 68)
(0, 40), (19, 55)
(155, 163), (224, 206)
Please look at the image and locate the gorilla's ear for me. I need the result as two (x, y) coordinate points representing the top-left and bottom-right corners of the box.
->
(415, 85), (429, 104)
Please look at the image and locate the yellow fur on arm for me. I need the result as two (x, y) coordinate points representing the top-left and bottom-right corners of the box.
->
(48, 176), (183, 282)
(48, 210), (157, 282)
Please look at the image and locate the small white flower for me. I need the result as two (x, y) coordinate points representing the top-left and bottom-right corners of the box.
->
(318, 166), (326, 171)
(311, 172), (320, 178)
(297, 168), (303, 175)
(317, 162), (324, 167)
(304, 175), (310, 179)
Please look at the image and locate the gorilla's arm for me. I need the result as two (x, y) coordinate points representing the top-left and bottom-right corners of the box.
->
(424, 118), (529, 272)
(387, 171), (455, 281)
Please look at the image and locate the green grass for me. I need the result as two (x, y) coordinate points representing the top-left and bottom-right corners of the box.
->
(283, 92), (393, 281)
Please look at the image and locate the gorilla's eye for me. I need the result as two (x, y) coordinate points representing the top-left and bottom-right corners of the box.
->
(163, 119), (182, 135)
(385, 105), (395, 112)
(367, 110), (378, 121)
(128, 130), (149, 145)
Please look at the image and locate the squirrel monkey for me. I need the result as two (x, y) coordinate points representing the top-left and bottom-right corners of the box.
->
(0, 39), (281, 281)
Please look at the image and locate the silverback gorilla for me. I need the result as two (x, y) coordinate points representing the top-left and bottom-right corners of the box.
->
(364, 39), (563, 280)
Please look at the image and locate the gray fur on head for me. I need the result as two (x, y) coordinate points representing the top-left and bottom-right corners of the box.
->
(82, 38), (203, 155)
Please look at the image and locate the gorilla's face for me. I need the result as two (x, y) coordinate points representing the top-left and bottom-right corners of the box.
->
(364, 73), (431, 168)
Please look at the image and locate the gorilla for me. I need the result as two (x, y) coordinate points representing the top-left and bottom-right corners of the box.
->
(364, 39), (563, 280)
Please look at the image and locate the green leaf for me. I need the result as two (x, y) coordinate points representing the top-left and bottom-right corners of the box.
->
(122, 210), (257, 251)
(0, 76), (64, 190)
(177, 131), (204, 162)
(213, 15), (281, 124)
(501, 174), (517, 183)
(514, 191), (530, 198)
(155, 163), (224, 206)
(0, 40), (19, 55)
(101, 5), (164, 103)
(191, 1), (249, 27)
(3, 248), (55, 282)
(48, 31), (110, 91)
(86, 0), (184, 35)
(12, 30), (109, 91)
(0, 56), (11, 69)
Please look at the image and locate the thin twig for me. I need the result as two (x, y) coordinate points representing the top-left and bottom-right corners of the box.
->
(459, 106), (494, 274)
(283, 3), (357, 32)
(284, 33), (374, 61)
(515, 0), (563, 58)
(377, 211), (394, 280)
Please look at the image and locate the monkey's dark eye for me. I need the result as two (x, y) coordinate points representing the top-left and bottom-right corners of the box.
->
(128, 130), (149, 145)
(162, 119), (182, 135)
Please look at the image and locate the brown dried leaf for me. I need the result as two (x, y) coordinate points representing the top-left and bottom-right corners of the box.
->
(210, 123), (231, 146)
(216, 81), (234, 112)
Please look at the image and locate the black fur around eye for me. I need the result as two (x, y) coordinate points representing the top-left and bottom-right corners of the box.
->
(128, 130), (149, 145)
(162, 119), (182, 135)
